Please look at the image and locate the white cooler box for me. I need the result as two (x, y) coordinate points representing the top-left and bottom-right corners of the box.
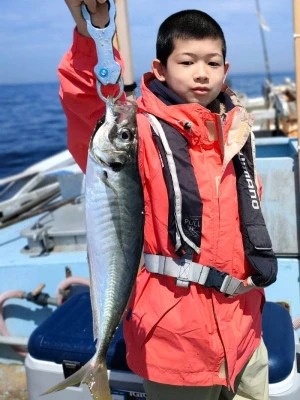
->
(25, 291), (144, 399)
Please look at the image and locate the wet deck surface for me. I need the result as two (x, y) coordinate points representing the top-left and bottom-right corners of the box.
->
(0, 364), (28, 400)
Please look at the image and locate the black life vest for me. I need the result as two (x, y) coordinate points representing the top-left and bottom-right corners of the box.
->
(147, 114), (277, 288)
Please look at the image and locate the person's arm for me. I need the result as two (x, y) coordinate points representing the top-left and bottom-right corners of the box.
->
(59, 0), (125, 172)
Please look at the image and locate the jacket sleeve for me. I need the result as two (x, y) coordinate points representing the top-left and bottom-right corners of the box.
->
(58, 28), (125, 172)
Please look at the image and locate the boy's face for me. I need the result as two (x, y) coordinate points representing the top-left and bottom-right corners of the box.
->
(152, 38), (229, 107)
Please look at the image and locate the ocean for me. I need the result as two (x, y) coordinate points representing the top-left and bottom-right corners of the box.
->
(0, 71), (295, 180)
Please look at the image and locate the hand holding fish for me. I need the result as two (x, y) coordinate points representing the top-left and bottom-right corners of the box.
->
(65, 0), (109, 37)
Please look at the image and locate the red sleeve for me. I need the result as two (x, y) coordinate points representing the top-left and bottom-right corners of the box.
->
(58, 28), (125, 172)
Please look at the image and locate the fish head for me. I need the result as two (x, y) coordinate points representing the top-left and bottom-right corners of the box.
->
(90, 98), (138, 171)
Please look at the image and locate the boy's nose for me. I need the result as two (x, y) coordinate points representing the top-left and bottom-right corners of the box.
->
(194, 65), (208, 81)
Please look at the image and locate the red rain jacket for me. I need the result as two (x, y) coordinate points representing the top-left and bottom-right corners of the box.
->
(58, 29), (265, 389)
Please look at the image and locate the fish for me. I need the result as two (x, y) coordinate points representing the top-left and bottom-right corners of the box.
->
(43, 96), (144, 400)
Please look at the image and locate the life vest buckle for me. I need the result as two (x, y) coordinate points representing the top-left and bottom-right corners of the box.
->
(204, 268), (228, 291)
(175, 259), (192, 288)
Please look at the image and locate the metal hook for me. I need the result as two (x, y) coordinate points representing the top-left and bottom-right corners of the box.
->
(96, 76), (124, 102)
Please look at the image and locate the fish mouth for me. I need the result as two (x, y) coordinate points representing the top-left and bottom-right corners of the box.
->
(107, 162), (124, 171)
(92, 149), (127, 171)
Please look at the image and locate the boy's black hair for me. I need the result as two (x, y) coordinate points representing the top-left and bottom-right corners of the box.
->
(156, 10), (226, 66)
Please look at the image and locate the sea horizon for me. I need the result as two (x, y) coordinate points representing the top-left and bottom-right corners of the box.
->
(0, 69), (295, 87)
(0, 70), (296, 179)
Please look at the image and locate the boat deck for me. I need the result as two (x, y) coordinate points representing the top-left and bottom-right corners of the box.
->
(0, 364), (28, 400)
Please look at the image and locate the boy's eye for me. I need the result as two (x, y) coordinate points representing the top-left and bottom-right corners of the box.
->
(181, 61), (193, 65)
(209, 61), (221, 67)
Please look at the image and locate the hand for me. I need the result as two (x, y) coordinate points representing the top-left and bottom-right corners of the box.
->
(65, 0), (109, 37)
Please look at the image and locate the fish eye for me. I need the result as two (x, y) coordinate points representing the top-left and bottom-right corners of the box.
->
(118, 128), (133, 142)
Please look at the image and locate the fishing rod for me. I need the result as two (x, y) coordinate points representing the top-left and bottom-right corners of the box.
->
(115, 0), (137, 100)
(255, 0), (272, 83)
(0, 195), (79, 229)
(293, 0), (300, 183)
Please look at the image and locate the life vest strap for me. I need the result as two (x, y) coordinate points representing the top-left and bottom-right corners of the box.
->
(144, 253), (256, 296)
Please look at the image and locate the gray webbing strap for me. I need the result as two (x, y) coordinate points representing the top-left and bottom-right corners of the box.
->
(144, 253), (256, 296)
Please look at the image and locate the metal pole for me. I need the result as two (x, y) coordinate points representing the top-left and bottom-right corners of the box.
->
(255, 0), (272, 83)
(115, 0), (137, 100)
(294, 0), (300, 172)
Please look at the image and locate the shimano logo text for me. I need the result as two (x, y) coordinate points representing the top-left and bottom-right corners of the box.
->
(239, 153), (259, 210)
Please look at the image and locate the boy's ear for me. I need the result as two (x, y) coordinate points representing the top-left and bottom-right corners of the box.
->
(223, 61), (230, 83)
(152, 59), (166, 82)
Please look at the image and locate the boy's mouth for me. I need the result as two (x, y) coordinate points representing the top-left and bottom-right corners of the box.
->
(192, 87), (209, 94)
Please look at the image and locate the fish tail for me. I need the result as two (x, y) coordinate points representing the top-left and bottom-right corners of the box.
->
(41, 356), (111, 400)
(83, 359), (111, 400)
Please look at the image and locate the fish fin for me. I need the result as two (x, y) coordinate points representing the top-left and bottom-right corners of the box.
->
(83, 359), (111, 400)
(41, 357), (111, 400)
(41, 360), (92, 396)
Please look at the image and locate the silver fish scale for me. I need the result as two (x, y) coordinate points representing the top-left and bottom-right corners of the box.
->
(42, 99), (143, 398)
(85, 151), (144, 360)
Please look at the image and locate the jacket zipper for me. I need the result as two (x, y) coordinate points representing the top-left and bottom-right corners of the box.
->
(214, 114), (231, 391)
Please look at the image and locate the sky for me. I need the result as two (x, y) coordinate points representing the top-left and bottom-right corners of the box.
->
(0, 0), (295, 85)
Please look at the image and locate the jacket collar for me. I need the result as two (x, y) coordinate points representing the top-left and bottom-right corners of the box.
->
(137, 72), (253, 151)
(147, 78), (185, 106)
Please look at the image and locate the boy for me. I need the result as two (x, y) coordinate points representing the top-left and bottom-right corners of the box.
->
(60, 1), (277, 399)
